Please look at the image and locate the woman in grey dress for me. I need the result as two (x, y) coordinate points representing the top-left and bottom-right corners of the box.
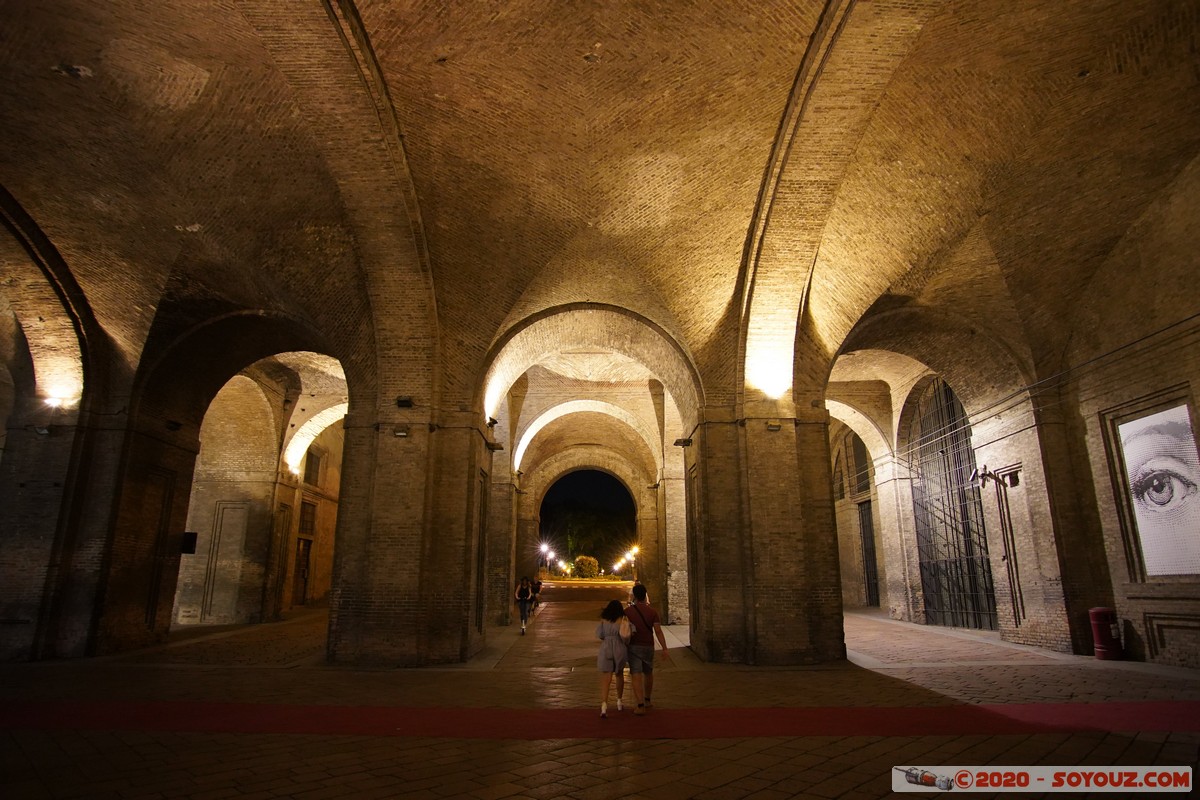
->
(596, 599), (629, 718)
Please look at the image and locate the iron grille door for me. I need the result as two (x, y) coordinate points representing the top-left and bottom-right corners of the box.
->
(909, 379), (997, 630)
(858, 500), (880, 607)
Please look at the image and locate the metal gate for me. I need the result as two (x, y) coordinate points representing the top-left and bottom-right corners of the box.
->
(858, 500), (880, 607)
(908, 379), (997, 630)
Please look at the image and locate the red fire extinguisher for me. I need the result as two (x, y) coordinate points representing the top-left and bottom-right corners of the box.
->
(1089, 607), (1123, 660)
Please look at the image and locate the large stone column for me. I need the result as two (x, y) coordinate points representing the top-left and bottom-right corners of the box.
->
(0, 415), (79, 660)
(662, 473), (689, 625)
(328, 408), (490, 666)
(687, 402), (845, 665)
(514, 508), (540, 585)
(95, 419), (200, 655)
(635, 500), (663, 609)
(872, 455), (922, 622)
(485, 477), (517, 625)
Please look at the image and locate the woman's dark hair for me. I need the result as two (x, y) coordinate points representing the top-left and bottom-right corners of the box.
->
(600, 600), (625, 622)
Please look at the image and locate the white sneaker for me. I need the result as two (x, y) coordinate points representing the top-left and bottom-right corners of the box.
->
(616, 698), (623, 711)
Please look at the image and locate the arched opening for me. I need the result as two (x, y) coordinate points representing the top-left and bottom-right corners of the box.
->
(539, 469), (637, 578)
(830, 427), (882, 608)
(480, 305), (700, 630)
(171, 352), (347, 631)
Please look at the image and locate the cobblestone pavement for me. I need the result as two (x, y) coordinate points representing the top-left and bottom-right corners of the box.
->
(2, 582), (1198, 799)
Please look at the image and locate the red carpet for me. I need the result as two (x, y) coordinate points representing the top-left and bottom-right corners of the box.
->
(3, 700), (1198, 739)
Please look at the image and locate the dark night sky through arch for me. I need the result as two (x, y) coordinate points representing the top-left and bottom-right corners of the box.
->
(539, 470), (636, 570)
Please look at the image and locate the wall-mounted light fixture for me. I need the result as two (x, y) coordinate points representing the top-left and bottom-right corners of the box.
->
(43, 392), (80, 409)
(396, 396), (414, 408)
(487, 417), (498, 428)
(766, 420), (782, 432)
(393, 425), (410, 438)
(673, 438), (692, 447)
(969, 465), (1020, 489)
(33, 426), (50, 436)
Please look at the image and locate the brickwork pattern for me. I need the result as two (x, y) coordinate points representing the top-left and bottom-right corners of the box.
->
(1, 1), (1199, 676)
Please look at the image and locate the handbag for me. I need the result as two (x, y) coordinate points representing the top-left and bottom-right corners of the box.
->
(617, 615), (632, 641)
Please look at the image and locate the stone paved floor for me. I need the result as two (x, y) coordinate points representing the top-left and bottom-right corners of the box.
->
(2, 581), (1198, 799)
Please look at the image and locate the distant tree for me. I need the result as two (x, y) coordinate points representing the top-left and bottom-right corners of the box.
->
(574, 555), (600, 579)
(544, 502), (635, 566)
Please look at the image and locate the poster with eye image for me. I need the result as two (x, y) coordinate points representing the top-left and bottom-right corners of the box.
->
(1118, 404), (1200, 576)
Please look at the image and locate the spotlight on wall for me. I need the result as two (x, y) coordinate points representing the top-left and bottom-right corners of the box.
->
(393, 425), (410, 438)
(396, 396), (414, 408)
(766, 420), (782, 432)
(673, 438), (692, 447)
(43, 392), (80, 409)
(33, 426), (50, 436)
(969, 465), (1001, 489)
(972, 465), (1020, 489)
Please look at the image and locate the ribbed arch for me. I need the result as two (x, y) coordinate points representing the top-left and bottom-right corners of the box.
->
(479, 305), (702, 433)
(514, 400), (661, 473)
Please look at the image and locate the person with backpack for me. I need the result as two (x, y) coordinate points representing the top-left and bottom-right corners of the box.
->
(514, 577), (535, 634)
(623, 583), (671, 715)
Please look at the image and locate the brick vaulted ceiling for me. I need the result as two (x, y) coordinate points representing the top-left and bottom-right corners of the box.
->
(2, 1), (1198, 411)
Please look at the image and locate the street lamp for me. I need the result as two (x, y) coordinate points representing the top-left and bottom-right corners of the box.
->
(625, 546), (639, 582)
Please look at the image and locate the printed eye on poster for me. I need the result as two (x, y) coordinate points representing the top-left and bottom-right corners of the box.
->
(1114, 402), (1200, 577)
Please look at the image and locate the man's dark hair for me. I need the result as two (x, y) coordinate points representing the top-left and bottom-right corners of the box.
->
(632, 583), (648, 602)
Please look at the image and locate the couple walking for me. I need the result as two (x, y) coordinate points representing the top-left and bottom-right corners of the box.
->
(596, 584), (671, 718)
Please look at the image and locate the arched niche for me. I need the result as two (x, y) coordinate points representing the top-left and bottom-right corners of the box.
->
(97, 313), (346, 654)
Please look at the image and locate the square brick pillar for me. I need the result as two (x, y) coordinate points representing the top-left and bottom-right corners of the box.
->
(686, 403), (845, 665)
(485, 478), (517, 626)
(662, 475), (689, 625)
(328, 411), (489, 666)
(872, 457), (923, 622)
